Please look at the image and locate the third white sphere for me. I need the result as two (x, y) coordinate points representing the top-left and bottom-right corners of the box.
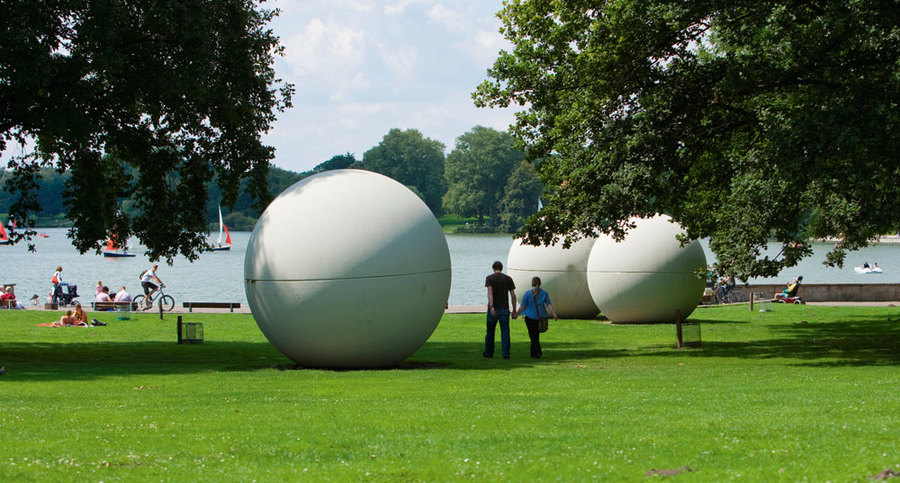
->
(586, 215), (706, 323)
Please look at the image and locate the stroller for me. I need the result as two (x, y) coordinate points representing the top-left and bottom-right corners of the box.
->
(52, 283), (80, 307)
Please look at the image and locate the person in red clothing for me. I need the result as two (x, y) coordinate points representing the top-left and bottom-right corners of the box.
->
(0, 286), (23, 309)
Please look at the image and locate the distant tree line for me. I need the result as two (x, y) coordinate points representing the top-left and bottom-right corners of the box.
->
(1, 125), (543, 234)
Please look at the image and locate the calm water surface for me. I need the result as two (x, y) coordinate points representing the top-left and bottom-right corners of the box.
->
(1, 228), (897, 306)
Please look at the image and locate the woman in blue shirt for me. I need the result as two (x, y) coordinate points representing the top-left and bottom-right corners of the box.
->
(515, 277), (558, 359)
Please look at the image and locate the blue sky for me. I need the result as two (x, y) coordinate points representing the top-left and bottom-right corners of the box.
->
(264, 0), (517, 172)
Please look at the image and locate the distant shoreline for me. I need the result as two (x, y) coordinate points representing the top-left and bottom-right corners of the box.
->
(815, 235), (900, 245)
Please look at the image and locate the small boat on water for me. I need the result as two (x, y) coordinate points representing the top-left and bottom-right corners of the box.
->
(211, 205), (232, 252)
(36, 233), (49, 238)
(103, 236), (136, 258)
(0, 221), (8, 245)
(854, 265), (883, 274)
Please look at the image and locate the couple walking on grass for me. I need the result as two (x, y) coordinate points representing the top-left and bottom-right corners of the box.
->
(483, 261), (558, 360)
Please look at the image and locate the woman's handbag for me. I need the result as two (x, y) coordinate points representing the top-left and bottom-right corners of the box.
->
(539, 302), (550, 332)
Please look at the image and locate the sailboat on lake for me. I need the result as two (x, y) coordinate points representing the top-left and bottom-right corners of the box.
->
(0, 220), (8, 245)
(103, 234), (136, 257)
(211, 205), (232, 251)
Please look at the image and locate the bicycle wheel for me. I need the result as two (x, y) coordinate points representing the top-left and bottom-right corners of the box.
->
(713, 289), (726, 304)
(133, 294), (146, 310)
(158, 294), (175, 312)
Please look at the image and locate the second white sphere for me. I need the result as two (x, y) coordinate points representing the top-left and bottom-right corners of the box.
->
(507, 237), (600, 319)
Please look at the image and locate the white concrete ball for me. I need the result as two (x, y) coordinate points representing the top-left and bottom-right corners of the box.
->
(587, 215), (706, 323)
(244, 169), (451, 367)
(507, 237), (600, 319)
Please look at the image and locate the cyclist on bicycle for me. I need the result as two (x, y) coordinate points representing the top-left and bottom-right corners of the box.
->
(140, 264), (164, 309)
(719, 275), (736, 301)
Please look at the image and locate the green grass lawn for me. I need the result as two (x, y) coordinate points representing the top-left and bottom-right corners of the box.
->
(1, 304), (898, 481)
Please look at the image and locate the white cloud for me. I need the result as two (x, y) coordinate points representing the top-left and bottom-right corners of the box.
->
(427, 3), (466, 31)
(330, 73), (371, 102)
(280, 18), (370, 101)
(380, 45), (419, 80)
(383, 0), (430, 17)
(275, 0), (374, 14)
(282, 18), (366, 72)
(466, 28), (509, 63)
(339, 0), (375, 13)
(259, 0), (518, 172)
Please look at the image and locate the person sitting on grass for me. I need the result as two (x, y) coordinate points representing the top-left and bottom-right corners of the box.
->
(58, 310), (84, 326)
(73, 303), (88, 326)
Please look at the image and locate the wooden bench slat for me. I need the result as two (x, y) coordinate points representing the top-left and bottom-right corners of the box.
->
(182, 302), (242, 312)
(91, 301), (138, 311)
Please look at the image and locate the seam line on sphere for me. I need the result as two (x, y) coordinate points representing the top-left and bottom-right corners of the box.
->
(509, 269), (588, 273)
(246, 268), (452, 283)
(584, 270), (704, 274)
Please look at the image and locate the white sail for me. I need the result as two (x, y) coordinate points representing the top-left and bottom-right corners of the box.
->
(217, 205), (224, 245)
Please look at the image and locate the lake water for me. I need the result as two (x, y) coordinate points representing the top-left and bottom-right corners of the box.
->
(1, 228), (898, 306)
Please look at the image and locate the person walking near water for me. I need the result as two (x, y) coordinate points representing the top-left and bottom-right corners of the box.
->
(51, 266), (63, 303)
(515, 277), (558, 359)
(484, 261), (516, 359)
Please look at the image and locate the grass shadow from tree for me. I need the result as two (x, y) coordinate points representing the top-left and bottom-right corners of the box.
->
(642, 314), (900, 367)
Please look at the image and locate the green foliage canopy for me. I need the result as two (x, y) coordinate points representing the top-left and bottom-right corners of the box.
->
(362, 128), (446, 215)
(312, 153), (360, 174)
(499, 159), (543, 233)
(443, 125), (527, 228)
(0, 0), (293, 261)
(476, 0), (900, 279)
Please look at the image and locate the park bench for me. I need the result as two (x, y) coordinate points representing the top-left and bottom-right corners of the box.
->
(182, 302), (242, 312)
(91, 301), (138, 311)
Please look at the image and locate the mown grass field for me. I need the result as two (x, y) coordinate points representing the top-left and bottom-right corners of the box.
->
(1, 304), (898, 481)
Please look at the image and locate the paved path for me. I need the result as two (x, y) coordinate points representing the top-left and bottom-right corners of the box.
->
(805, 301), (898, 306)
(11, 302), (897, 315)
(19, 304), (486, 315)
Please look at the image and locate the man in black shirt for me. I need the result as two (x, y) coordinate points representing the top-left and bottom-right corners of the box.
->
(484, 260), (517, 359)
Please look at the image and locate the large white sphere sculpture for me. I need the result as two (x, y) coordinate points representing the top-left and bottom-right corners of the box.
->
(507, 237), (600, 319)
(587, 215), (706, 323)
(244, 169), (451, 368)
